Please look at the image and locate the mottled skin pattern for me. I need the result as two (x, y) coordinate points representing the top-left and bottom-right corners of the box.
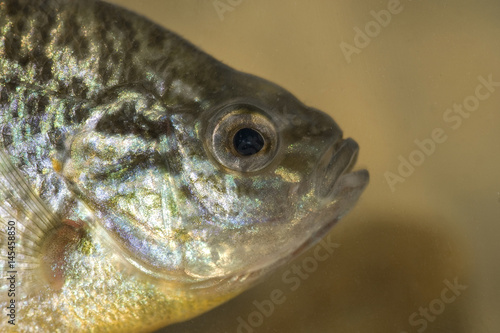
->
(0, 0), (217, 215)
(0, 0), (368, 332)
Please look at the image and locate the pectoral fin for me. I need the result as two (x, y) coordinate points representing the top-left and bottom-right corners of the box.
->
(0, 149), (82, 298)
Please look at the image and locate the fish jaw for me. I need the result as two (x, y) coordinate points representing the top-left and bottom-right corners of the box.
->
(278, 137), (370, 265)
(217, 169), (369, 293)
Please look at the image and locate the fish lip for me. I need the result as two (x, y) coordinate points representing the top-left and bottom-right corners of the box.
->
(315, 137), (360, 198)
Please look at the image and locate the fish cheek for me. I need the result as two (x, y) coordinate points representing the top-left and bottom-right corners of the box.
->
(40, 220), (84, 291)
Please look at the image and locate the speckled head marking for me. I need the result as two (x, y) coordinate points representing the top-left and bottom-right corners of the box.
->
(0, 0), (367, 331)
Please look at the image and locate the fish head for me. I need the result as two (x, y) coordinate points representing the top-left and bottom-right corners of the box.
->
(62, 71), (368, 293)
(161, 71), (370, 287)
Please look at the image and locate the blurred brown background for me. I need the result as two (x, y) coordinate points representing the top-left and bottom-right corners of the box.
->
(106, 1), (499, 332)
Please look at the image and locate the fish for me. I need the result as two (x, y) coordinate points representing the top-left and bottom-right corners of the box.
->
(0, 0), (369, 331)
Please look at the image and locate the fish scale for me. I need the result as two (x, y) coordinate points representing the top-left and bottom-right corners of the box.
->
(0, 0), (368, 331)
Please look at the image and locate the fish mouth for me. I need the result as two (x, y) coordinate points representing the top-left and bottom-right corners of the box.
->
(315, 137), (362, 198)
(279, 138), (368, 260)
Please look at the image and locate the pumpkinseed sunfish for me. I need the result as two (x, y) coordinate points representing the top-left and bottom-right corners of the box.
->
(0, 0), (369, 331)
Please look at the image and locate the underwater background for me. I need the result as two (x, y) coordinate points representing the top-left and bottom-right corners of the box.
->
(107, 1), (498, 332)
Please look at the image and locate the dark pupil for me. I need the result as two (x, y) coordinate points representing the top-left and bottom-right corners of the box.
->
(233, 128), (264, 156)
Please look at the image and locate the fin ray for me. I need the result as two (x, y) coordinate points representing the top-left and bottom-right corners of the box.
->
(0, 148), (62, 299)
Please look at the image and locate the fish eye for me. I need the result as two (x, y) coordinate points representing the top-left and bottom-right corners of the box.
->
(207, 104), (280, 172)
(233, 128), (265, 156)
